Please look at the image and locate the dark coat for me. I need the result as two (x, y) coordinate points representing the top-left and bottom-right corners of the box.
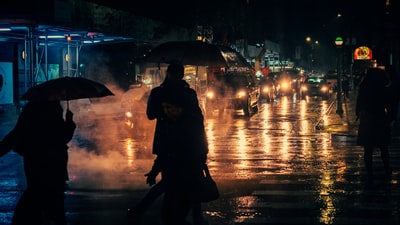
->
(146, 79), (207, 156)
(146, 78), (209, 225)
(146, 79), (208, 186)
(0, 101), (76, 225)
(356, 68), (393, 146)
(4, 101), (76, 190)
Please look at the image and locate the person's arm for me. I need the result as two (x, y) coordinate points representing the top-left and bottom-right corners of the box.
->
(144, 155), (166, 186)
(146, 88), (163, 120)
(63, 109), (77, 143)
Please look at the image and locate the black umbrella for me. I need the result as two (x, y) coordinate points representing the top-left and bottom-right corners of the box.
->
(21, 77), (114, 107)
(145, 41), (251, 68)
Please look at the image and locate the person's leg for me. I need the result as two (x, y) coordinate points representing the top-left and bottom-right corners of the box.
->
(136, 179), (165, 211)
(191, 202), (208, 225)
(11, 191), (42, 225)
(128, 180), (165, 224)
(364, 146), (374, 181)
(45, 191), (67, 225)
(379, 145), (392, 177)
(162, 188), (192, 225)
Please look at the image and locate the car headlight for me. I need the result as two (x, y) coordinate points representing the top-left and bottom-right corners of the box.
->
(320, 86), (328, 92)
(262, 87), (270, 93)
(125, 111), (133, 118)
(206, 90), (215, 99)
(280, 81), (290, 89)
(236, 90), (247, 99)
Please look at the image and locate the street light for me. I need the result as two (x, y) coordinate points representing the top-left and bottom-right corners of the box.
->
(306, 37), (318, 71)
(334, 37), (344, 116)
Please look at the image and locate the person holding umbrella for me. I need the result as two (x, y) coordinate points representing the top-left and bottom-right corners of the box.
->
(0, 100), (76, 225)
(0, 77), (113, 225)
(128, 62), (210, 225)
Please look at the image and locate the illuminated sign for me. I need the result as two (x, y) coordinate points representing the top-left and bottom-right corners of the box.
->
(354, 46), (372, 60)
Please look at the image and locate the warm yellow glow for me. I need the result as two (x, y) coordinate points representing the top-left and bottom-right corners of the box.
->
(125, 111), (133, 118)
(124, 138), (135, 167)
(236, 90), (247, 98)
(206, 91), (215, 99)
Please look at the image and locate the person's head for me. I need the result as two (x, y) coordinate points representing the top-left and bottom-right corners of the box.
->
(21, 100), (63, 121)
(166, 61), (184, 80)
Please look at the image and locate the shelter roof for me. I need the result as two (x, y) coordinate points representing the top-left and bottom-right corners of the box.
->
(0, 18), (135, 47)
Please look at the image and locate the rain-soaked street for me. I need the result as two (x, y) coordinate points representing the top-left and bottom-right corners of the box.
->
(0, 92), (399, 225)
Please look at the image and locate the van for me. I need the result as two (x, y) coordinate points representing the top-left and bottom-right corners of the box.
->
(205, 70), (259, 116)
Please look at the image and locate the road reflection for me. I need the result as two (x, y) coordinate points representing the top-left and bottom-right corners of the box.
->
(68, 96), (352, 224)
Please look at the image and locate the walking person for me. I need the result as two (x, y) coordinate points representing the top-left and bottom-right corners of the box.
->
(128, 62), (209, 225)
(385, 65), (400, 123)
(0, 100), (76, 225)
(356, 67), (395, 185)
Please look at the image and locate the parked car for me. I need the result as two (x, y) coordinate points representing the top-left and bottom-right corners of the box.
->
(300, 77), (331, 100)
(205, 71), (259, 116)
(259, 76), (276, 102)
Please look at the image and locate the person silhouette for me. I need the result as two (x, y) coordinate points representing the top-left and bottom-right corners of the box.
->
(385, 65), (400, 123)
(0, 100), (76, 225)
(356, 67), (394, 185)
(128, 62), (209, 225)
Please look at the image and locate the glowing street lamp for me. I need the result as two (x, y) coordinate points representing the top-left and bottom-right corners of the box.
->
(335, 37), (343, 46)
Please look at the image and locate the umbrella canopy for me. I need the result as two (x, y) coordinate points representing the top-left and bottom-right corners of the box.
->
(21, 77), (114, 102)
(145, 41), (251, 68)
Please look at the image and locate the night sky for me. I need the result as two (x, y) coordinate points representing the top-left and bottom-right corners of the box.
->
(85, 0), (394, 45)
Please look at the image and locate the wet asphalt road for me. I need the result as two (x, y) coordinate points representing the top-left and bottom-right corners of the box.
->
(0, 91), (399, 225)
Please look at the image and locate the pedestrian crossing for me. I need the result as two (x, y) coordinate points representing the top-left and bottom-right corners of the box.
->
(206, 140), (400, 225)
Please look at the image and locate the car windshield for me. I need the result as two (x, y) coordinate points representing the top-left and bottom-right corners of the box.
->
(260, 77), (274, 84)
(213, 73), (250, 87)
(305, 78), (325, 84)
(325, 71), (338, 79)
(225, 75), (248, 85)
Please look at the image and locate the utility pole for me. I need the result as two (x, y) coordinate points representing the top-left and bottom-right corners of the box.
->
(335, 37), (344, 117)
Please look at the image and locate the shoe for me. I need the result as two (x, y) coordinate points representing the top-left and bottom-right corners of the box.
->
(127, 208), (142, 225)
